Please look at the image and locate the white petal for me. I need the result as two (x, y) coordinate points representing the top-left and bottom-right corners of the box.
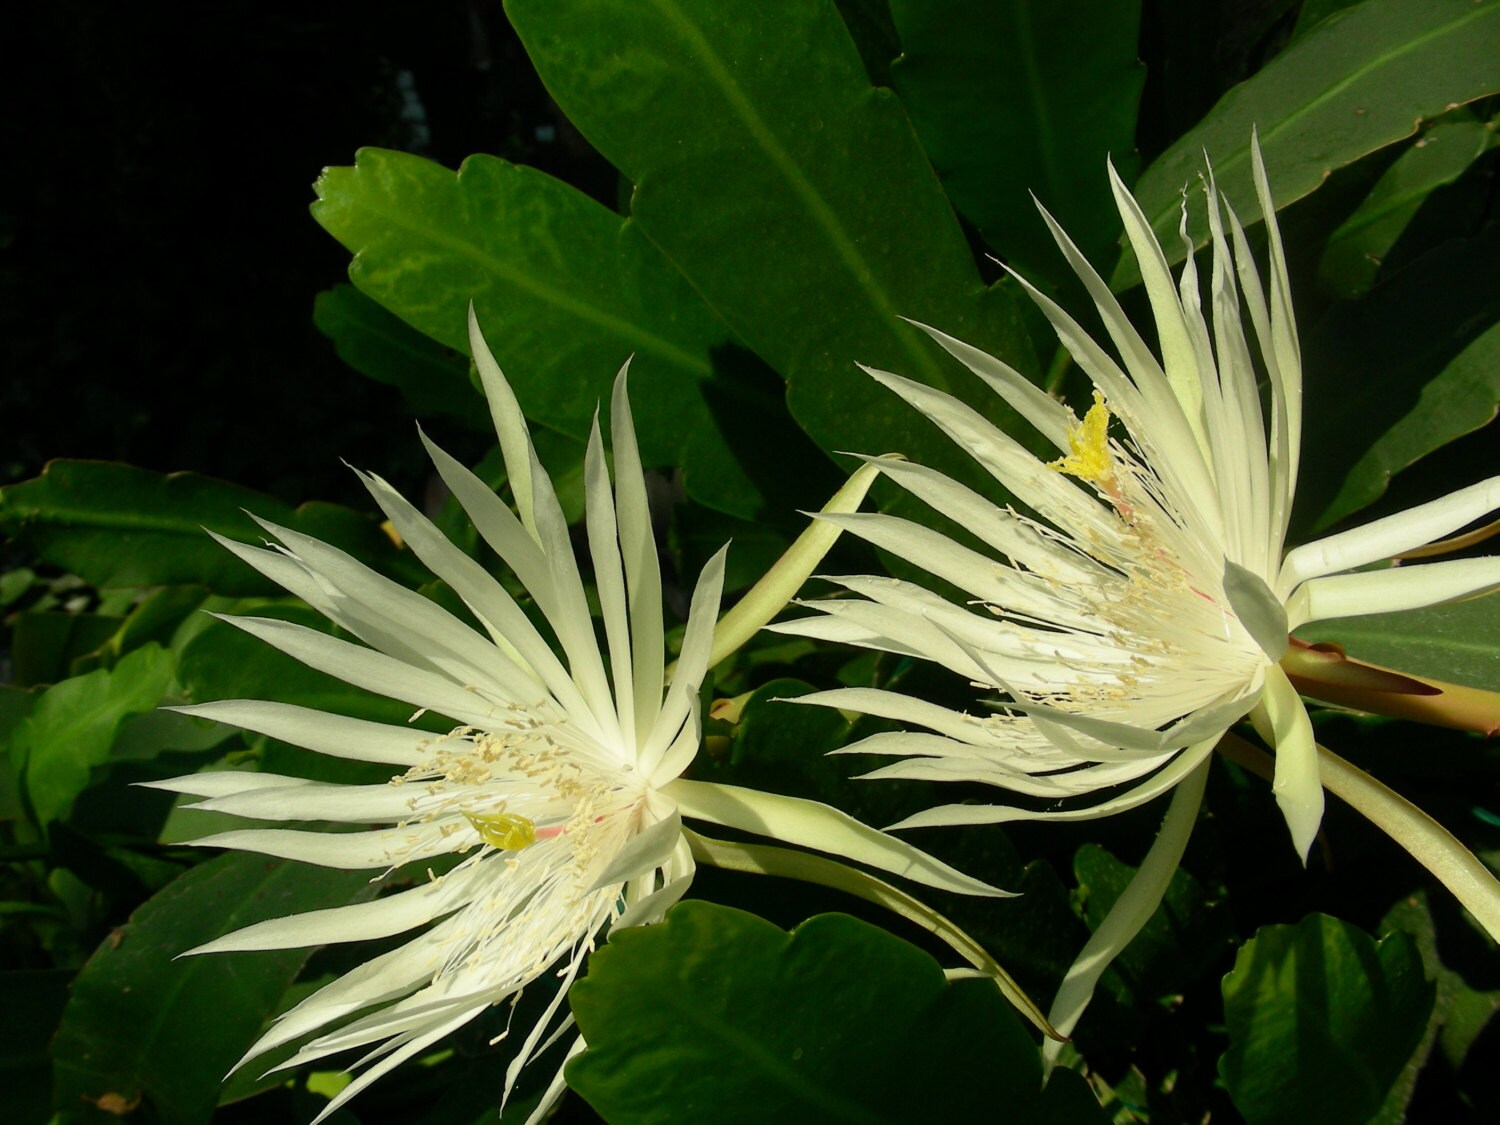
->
(664, 777), (1010, 897)
(588, 810), (682, 891)
(1279, 476), (1500, 593)
(1252, 665), (1322, 864)
(138, 770), (315, 799)
(889, 737), (1219, 828)
(470, 306), (537, 536)
(168, 701), (427, 766)
(187, 780), (415, 823)
(639, 547), (725, 776)
(1287, 558), (1500, 629)
(189, 822), (455, 869)
(584, 412), (636, 743)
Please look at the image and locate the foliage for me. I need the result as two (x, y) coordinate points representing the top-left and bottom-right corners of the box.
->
(4, 2), (1498, 1123)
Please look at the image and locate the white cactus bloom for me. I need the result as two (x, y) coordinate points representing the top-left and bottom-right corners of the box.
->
(773, 140), (1500, 866)
(147, 312), (1001, 1123)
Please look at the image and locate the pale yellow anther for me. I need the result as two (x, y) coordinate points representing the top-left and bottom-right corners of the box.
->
(466, 811), (537, 851)
(1048, 391), (1114, 483)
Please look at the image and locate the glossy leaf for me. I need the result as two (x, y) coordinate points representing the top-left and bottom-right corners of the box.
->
(567, 901), (1106, 1124)
(889, 0), (1145, 279)
(312, 147), (826, 518)
(1220, 913), (1435, 1125)
(1297, 227), (1500, 532)
(505, 0), (1040, 501)
(0, 461), (422, 595)
(50, 853), (375, 1125)
(1124, 0), (1500, 280)
(1318, 119), (1496, 299)
(313, 283), (484, 425)
(1296, 592), (1500, 692)
(14, 643), (176, 828)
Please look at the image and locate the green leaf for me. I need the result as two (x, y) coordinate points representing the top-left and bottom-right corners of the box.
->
(14, 643), (177, 828)
(1124, 0), (1500, 281)
(1296, 226), (1500, 532)
(313, 284), (485, 425)
(0, 460), (423, 595)
(1318, 118), (1497, 299)
(312, 148), (826, 519)
(1296, 591), (1500, 692)
(1219, 913), (1435, 1125)
(567, 901), (1107, 1124)
(888, 0), (1145, 278)
(504, 0), (1041, 503)
(50, 853), (376, 1125)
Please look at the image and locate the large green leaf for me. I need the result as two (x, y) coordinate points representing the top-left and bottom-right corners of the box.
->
(1296, 592), (1500, 692)
(566, 901), (1106, 1124)
(1296, 226), (1500, 532)
(1219, 913), (1435, 1125)
(1124, 0), (1500, 279)
(505, 0), (1040, 501)
(50, 853), (375, 1125)
(1317, 118), (1497, 299)
(0, 460), (423, 595)
(313, 283), (485, 425)
(888, 0), (1145, 280)
(312, 148), (829, 518)
(14, 643), (176, 828)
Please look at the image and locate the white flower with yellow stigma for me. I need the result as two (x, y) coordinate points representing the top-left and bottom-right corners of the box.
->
(144, 310), (1004, 1123)
(770, 137), (1500, 1042)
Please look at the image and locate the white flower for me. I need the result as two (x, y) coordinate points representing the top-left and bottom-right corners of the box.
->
(148, 311), (999, 1123)
(773, 139), (1500, 864)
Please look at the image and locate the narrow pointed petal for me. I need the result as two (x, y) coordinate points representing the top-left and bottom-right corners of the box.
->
(1252, 665), (1322, 864)
(469, 305), (536, 536)
(1280, 476), (1500, 592)
(1287, 558), (1500, 629)
(168, 701), (428, 766)
(664, 778), (1010, 897)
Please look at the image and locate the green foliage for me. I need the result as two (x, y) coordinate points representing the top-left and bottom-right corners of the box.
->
(50, 853), (376, 1125)
(5, 2), (1500, 1122)
(12, 644), (176, 828)
(1125, 0), (1500, 280)
(1220, 913), (1436, 1124)
(0, 461), (421, 595)
(889, 0), (1145, 283)
(567, 901), (1107, 1124)
(504, 0), (1040, 501)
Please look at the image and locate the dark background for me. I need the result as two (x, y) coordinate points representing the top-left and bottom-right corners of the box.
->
(1, 0), (620, 509)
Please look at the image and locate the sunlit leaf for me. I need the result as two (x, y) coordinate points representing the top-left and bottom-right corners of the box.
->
(1296, 591), (1500, 692)
(312, 147), (827, 518)
(15, 643), (176, 828)
(1220, 913), (1435, 1125)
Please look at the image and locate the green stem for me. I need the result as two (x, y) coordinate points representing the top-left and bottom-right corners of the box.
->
(1316, 742), (1500, 942)
(1219, 733), (1500, 943)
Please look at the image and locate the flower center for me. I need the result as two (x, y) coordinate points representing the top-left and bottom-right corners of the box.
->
(1049, 391), (1114, 484)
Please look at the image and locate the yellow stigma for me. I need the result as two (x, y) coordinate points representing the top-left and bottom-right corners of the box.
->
(465, 811), (537, 851)
(1049, 391), (1113, 483)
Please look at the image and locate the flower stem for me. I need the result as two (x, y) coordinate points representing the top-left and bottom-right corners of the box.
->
(1316, 741), (1500, 943)
(1283, 641), (1500, 735)
(1219, 732), (1500, 942)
